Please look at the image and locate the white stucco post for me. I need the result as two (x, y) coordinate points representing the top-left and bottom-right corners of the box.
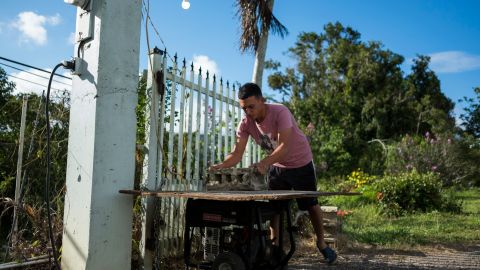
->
(61, 0), (142, 269)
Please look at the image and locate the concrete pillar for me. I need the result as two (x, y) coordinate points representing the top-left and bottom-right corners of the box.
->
(61, 0), (142, 269)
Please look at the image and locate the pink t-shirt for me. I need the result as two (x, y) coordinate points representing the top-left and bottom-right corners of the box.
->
(236, 103), (313, 168)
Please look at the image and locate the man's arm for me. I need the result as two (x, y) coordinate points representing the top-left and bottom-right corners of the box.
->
(209, 136), (248, 170)
(255, 127), (292, 174)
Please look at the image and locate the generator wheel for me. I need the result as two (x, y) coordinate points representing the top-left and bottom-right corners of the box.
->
(212, 252), (246, 270)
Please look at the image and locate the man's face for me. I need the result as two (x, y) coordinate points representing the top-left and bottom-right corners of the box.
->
(239, 96), (265, 121)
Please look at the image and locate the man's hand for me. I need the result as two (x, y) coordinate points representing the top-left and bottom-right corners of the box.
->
(251, 161), (269, 175)
(208, 163), (225, 172)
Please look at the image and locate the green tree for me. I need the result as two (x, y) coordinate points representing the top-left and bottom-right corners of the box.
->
(0, 67), (18, 197)
(0, 67), (15, 104)
(268, 22), (408, 175)
(405, 56), (455, 135)
(459, 87), (480, 138)
(267, 22), (455, 176)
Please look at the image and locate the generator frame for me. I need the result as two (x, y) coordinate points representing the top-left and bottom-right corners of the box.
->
(183, 198), (294, 269)
(118, 190), (360, 269)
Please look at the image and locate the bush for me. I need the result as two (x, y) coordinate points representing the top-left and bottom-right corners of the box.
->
(328, 169), (378, 208)
(346, 168), (377, 189)
(385, 133), (479, 186)
(376, 170), (462, 216)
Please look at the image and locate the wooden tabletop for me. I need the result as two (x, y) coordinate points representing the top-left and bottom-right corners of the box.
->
(119, 190), (360, 201)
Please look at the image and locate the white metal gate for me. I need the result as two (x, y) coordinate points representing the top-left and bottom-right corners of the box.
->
(139, 47), (261, 261)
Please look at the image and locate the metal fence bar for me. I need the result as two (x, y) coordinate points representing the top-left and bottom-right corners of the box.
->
(157, 49), (168, 256)
(231, 84), (238, 167)
(217, 79), (223, 161)
(255, 141), (262, 162)
(210, 75), (217, 165)
(139, 50), (160, 267)
(174, 59), (188, 253)
(236, 85), (245, 167)
(165, 55), (179, 255)
(158, 51), (167, 185)
(177, 60), (187, 182)
(167, 56), (178, 182)
(202, 72), (210, 182)
(185, 64), (195, 182)
(193, 68), (202, 184)
(224, 82), (230, 158)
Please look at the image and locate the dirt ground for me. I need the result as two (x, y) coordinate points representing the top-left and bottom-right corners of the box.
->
(289, 239), (480, 270)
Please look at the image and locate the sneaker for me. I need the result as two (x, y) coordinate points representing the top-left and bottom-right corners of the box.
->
(318, 245), (337, 264)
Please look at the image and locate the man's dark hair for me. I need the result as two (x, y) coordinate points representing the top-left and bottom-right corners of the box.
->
(238, 82), (263, 100)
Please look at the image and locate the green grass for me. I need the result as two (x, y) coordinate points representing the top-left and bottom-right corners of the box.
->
(329, 188), (480, 246)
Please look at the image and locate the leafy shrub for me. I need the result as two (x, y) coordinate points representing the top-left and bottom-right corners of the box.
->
(376, 170), (462, 216)
(310, 125), (353, 177)
(385, 133), (478, 186)
(329, 169), (378, 208)
(358, 141), (387, 176)
(328, 185), (378, 209)
(346, 168), (377, 189)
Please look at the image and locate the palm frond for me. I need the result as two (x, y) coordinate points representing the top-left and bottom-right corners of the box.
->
(236, 0), (288, 53)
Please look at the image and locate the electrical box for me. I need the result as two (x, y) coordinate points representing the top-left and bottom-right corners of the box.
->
(75, 6), (94, 42)
(65, 0), (94, 42)
(65, 0), (92, 10)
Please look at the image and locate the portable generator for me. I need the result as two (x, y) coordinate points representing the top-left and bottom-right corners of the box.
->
(183, 198), (294, 270)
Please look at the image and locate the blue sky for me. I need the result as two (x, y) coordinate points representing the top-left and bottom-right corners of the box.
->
(1, 0), (479, 119)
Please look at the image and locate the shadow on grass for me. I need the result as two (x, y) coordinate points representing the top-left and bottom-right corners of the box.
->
(347, 227), (419, 246)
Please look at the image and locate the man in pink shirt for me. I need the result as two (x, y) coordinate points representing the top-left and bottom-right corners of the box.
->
(210, 83), (337, 264)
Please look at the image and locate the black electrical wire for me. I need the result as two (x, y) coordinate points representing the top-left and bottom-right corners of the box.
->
(45, 63), (64, 270)
(77, 39), (87, 58)
(0, 56), (72, 80)
(0, 62), (72, 86)
(6, 74), (65, 92)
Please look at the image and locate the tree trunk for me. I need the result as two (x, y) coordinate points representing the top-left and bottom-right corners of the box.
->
(251, 0), (275, 88)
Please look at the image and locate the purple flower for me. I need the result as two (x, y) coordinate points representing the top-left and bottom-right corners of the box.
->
(431, 166), (437, 171)
(425, 131), (430, 138)
(447, 138), (452, 144)
(406, 164), (413, 170)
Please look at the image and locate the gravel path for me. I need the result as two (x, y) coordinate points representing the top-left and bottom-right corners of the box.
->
(289, 244), (480, 270)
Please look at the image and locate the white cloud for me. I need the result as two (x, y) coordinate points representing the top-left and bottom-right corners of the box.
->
(9, 68), (71, 95)
(11, 11), (62, 45)
(428, 51), (480, 73)
(192, 55), (220, 77)
(47, 13), (61, 26)
(68, 32), (76, 45)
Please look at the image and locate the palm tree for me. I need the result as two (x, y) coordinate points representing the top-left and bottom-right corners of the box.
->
(235, 0), (288, 88)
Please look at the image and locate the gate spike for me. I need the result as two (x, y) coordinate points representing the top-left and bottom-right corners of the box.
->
(190, 62), (194, 71)
(226, 80), (230, 88)
(199, 67), (202, 75)
(183, 58), (186, 68)
(220, 77), (223, 85)
(206, 70), (209, 79)
(213, 74), (216, 82)
(153, 46), (161, 54)
(174, 53), (178, 63)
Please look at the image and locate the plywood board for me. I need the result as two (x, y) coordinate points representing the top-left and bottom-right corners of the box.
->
(119, 190), (360, 201)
